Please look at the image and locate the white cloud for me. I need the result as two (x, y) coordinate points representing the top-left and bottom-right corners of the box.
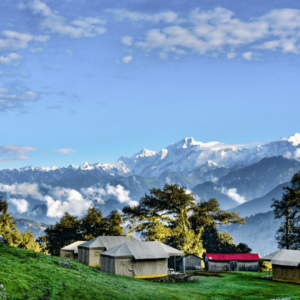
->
(53, 148), (76, 154)
(110, 9), (178, 23)
(121, 36), (133, 46)
(9, 199), (29, 213)
(0, 146), (37, 164)
(0, 30), (49, 52)
(220, 187), (246, 204)
(122, 55), (133, 63)
(0, 181), (136, 218)
(121, 7), (300, 58)
(44, 187), (93, 218)
(23, 0), (106, 38)
(0, 53), (22, 65)
(106, 184), (131, 203)
(0, 89), (38, 111)
(227, 52), (236, 59)
(242, 52), (253, 61)
(0, 182), (43, 200)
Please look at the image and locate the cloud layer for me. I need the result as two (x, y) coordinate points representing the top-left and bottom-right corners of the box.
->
(118, 7), (300, 59)
(0, 182), (137, 217)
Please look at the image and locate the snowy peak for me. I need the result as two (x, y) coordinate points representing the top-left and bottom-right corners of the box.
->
(133, 148), (156, 158)
(118, 133), (300, 176)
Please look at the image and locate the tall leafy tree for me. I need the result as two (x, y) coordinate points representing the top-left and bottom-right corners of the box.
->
(44, 212), (82, 256)
(81, 207), (105, 240)
(272, 171), (300, 249)
(123, 186), (247, 256)
(104, 210), (125, 236)
(0, 197), (23, 247)
(122, 185), (194, 256)
(19, 231), (41, 252)
(190, 199), (247, 253)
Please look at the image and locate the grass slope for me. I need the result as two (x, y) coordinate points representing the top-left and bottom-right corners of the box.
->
(1, 242), (300, 300)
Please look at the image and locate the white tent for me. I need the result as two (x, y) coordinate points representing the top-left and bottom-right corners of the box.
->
(60, 241), (86, 261)
(78, 236), (139, 267)
(271, 249), (300, 283)
(101, 241), (175, 278)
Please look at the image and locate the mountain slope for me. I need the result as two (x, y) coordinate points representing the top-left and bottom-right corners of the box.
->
(220, 211), (282, 255)
(230, 182), (289, 217)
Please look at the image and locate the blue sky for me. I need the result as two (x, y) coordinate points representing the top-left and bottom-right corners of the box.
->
(0, 0), (300, 169)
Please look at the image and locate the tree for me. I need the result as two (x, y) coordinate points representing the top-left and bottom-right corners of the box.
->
(19, 231), (41, 252)
(190, 199), (247, 253)
(104, 210), (125, 236)
(0, 197), (23, 247)
(272, 171), (300, 249)
(81, 207), (105, 240)
(36, 235), (48, 254)
(44, 212), (82, 256)
(123, 184), (247, 256)
(122, 184), (201, 254)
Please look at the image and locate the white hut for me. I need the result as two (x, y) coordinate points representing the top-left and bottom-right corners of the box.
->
(271, 249), (300, 283)
(101, 241), (174, 278)
(78, 236), (139, 267)
(60, 241), (86, 261)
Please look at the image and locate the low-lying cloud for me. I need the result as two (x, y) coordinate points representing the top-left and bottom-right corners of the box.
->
(0, 182), (138, 218)
(220, 187), (246, 204)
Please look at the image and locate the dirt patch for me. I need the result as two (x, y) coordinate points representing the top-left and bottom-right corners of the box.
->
(187, 271), (223, 277)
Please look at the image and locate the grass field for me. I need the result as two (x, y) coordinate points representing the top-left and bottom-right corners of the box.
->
(0, 242), (299, 300)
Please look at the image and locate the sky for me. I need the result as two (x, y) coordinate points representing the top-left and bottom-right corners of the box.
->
(1, 0), (300, 169)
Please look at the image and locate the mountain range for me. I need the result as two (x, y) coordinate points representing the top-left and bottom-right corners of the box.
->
(1, 133), (300, 254)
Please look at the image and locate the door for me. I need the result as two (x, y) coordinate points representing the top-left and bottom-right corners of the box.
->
(229, 261), (237, 271)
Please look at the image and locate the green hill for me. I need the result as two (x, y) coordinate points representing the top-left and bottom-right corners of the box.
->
(1, 242), (300, 300)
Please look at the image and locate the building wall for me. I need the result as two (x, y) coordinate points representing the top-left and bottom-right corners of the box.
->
(273, 265), (300, 283)
(104, 257), (168, 278)
(205, 257), (258, 272)
(78, 248), (105, 267)
(178, 256), (201, 271)
(60, 250), (75, 260)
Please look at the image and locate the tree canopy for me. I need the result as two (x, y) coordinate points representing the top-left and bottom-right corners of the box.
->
(272, 171), (300, 249)
(122, 184), (248, 256)
(43, 208), (124, 255)
(0, 197), (41, 252)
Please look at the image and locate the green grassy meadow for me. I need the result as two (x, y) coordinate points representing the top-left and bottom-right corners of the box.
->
(0, 242), (299, 300)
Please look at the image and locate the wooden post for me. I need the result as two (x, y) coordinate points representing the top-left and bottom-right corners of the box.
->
(183, 256), (185, 274)
(174, 256), (176, 273)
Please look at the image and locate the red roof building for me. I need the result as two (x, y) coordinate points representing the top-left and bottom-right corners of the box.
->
(205, 253), (259, 261)
(204, 253), (259, 272)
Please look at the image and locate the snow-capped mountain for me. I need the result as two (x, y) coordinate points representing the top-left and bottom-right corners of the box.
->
(118, 133), (300, 176)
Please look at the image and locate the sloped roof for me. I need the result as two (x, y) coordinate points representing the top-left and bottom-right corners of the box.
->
(101, 241), (169, 260)
(271, 249), (300, 267)
(78, 236), (139, 250)
(259, 251), (279, 261)
(159, 242), (184, 257)
(205, 253), (259, 261)
(61, 241), (86, 254)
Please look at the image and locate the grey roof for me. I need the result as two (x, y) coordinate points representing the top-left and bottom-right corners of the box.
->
(78, 236), (139, 250)
(259, 251), (280, 262)
(271, 249), (300, 267)
(101, 241), (170, 260)
(61, 241), (86, 254)
(159, 242), (184, 257)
